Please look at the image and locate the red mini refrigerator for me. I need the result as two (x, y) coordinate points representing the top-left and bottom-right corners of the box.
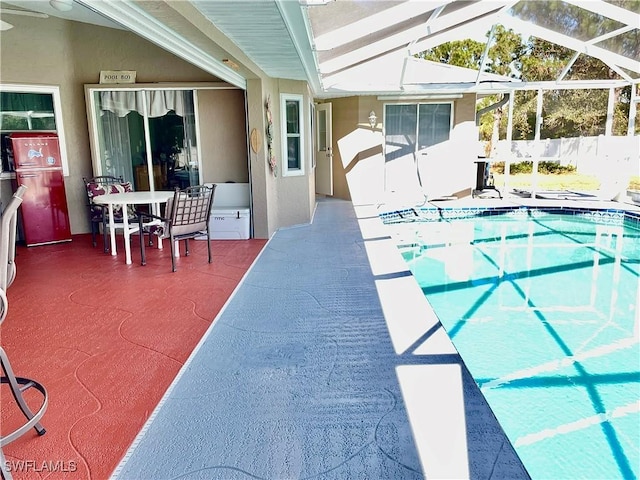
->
(10, 132), (71, 246)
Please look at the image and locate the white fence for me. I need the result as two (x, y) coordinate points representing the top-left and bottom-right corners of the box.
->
(493, 135), (639, 177)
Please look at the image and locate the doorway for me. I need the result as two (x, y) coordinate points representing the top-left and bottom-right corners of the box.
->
(315, 102), (332, 196)
(384, 103), (452, 196)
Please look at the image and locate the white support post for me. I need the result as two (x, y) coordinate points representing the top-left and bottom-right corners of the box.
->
(503, 93), (515, 197)
(628, 85), (638, 136)
(533, 89), (544, 198)
(605, 87), (615, 136)
(535, 89), (543, 141)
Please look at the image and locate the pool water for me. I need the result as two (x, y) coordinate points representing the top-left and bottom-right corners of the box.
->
(399, 211), (639, 480)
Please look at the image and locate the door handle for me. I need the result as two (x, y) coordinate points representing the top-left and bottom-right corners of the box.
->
(18, 174), (38, 178)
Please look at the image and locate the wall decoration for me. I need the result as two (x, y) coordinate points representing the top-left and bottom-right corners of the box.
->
(265, 95), (277, 176)
(250, 128), (262, 154)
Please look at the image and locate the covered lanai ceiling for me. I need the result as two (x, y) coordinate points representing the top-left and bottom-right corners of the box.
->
(4, 0), (639, 97)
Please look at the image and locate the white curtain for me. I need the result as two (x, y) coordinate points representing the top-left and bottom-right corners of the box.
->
(100, 90), (187, 118)
(99, 110), (134, 181)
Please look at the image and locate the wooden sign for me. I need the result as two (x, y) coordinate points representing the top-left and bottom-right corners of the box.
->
(99, 70), (136, 84)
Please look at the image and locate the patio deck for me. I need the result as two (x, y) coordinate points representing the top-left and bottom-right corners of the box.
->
(109, 197), (528, 479)
(3, 193), (638, 479)
(1, 234), (266, 480)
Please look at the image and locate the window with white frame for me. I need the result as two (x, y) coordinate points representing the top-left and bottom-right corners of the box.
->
(0, 84), (69, 176)
(280, 93), (304, 176)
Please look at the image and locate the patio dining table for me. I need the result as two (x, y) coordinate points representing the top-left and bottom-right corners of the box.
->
(92, 190), (174, 265)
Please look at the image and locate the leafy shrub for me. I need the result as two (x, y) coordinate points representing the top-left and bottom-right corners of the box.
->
(490, 161), (576, 175)
(490, 162), (505, 174)
(539, 162), (576, 174)
(511, 161), (533, 174)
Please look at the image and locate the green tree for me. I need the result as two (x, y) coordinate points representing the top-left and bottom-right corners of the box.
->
(419, 39), (485, 67)
(519, 38), (630, 138)
(417, 5), (634, 142)
(419, 26), (524, 154)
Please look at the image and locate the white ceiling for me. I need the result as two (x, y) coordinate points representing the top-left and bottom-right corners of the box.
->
(2, 0), (638, 97)
(191, 0), (309, 81)
(1, 0), (121, 29)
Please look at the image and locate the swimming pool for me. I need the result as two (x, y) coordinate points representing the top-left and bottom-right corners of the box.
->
(388, 207), (639, 480)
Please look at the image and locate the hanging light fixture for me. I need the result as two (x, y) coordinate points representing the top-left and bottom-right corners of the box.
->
(50, 0), (73, 12)
(368, 110), (377, 128)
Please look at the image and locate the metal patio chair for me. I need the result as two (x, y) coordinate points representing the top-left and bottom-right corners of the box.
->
(0, 185), (48, 480)
(137, 185), (216, 272)
(83, 175), (135, 252)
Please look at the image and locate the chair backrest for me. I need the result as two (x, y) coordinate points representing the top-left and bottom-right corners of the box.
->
(167, 185), (216, 237)
(0, 185), (26, 323)
(84, 175), (124, 187)
(84, 175), (133, 217)
(84, 176), (131, 200)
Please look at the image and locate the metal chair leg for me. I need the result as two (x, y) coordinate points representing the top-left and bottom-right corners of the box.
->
(1, 447), (12, 480)
(0, 186), (47, 478)
(139, 218), (147, 266)
(170, 235), (176, 272)
(102, 217), (109, 253)
(0, 348), (48, 450)
(90, 221), (98, 248)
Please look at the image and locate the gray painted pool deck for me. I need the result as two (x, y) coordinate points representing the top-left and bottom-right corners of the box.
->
(113, 197), (532, 479)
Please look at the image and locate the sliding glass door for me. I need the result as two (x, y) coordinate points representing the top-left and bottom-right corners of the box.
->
(384, 103), (452, 196)
(87, 87), (200, 191)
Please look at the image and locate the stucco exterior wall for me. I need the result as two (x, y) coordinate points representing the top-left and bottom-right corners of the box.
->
(330, 96), (382, 204)
(271, 79), (315, 229)
(0, 14), (219, 235)
(197, 89), (249, 184)
(245, 77), (317, 238)
(329, 94), (478, 206)
(245, 78), (274, 239)
(2, 13), (317, 241)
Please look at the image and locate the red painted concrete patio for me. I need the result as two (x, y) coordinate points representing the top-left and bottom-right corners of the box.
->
(0, 234), (266, 480)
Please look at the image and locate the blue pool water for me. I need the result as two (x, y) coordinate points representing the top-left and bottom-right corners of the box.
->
(397, 209), (639, 479)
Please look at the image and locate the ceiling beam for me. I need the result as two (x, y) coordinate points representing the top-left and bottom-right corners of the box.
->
(0, 7), (48, 18)
(501, 15), (640, 74)
(562, 0), (640, 28)
(313, 0), (450, 51)
(412, 79), (633, 93)
(320, 1), (510, 75)
(277, 0), (323, 95)
(406, 15), (497, 55)
(319, 77), (635, 99)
